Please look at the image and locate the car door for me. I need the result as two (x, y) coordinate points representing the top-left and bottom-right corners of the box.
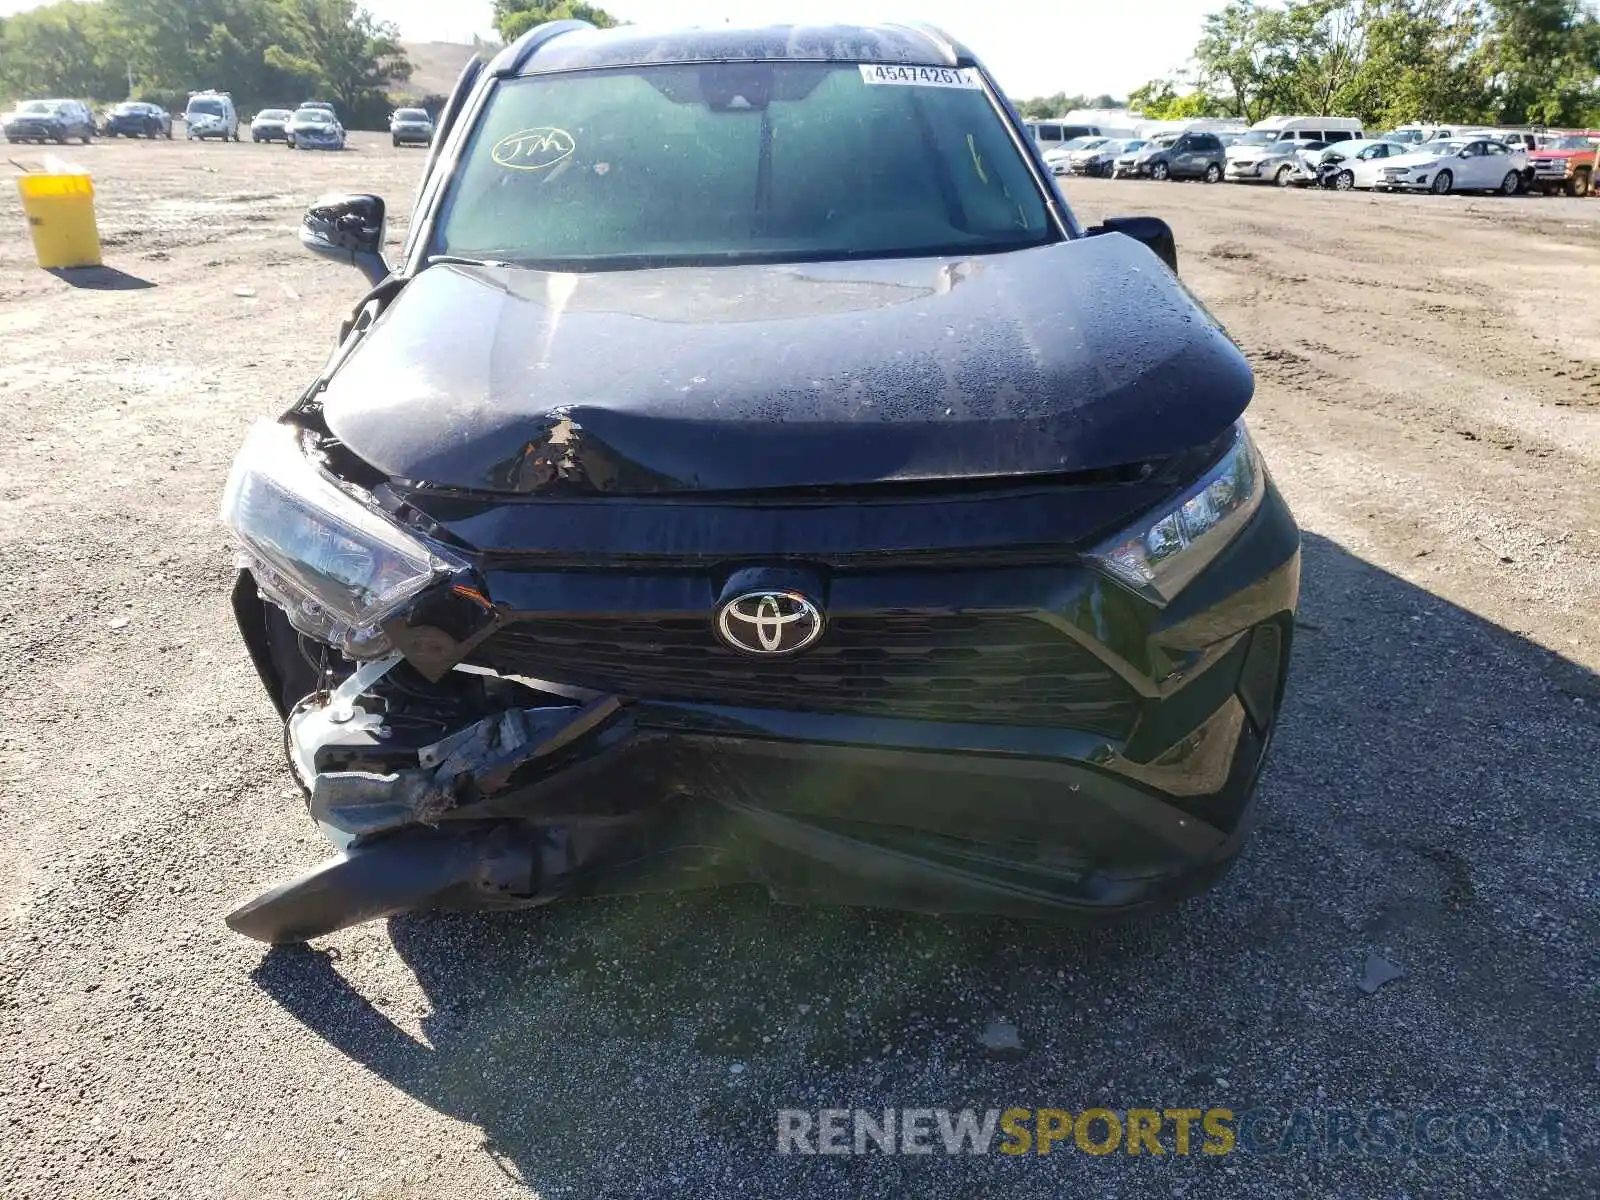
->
(1452, 141), (1490, 188)
(1352, 143), (1390, 187)
(1479, 140), (1513, 187)
(1168, 135), (1196, 176)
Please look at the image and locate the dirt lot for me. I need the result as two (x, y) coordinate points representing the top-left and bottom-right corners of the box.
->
(1, 134), (1597, 1199)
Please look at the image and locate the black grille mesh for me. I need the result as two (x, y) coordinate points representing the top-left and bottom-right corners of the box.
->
(470, 613), (1138, 734)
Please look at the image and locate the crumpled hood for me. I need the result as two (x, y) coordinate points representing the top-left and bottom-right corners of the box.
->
(320, 236), (1254, 496)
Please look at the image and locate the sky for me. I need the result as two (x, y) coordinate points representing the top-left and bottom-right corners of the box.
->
(0, 0), (1216, 98)
(267, 0), (1221, 99)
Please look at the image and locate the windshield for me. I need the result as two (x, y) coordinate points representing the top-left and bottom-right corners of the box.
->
(1545, 135), (1596, 150)
(188, 99), (224, 117)
(395, 109), (429, 121)
(1059, 136), (1094, 151)
(1147, 135), (1178, 150)
(18, 100), (59, 115)
(1427, 140), (1467, 155)
(113, 103), (146, 115)
(296, 109), (333, 124)
(433, 63), (1053, 270)
(258, 109), (291, 120)
(1235, 130), (1280, 147)
(1384, 129), (1424, 143)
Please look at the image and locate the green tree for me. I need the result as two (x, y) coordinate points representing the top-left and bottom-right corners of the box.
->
(1480, 0), (1600, 125)
(1195, 0), (1292, 121)
(1128, 77), (1224, 118)
(264, 0), (411, 122)
(493, 1), (618, 42)
(1341, 0), (1484, 126)
(0, 1), (127, 100)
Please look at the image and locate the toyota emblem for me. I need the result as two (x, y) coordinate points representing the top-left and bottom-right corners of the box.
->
(716, 590), (825, 656)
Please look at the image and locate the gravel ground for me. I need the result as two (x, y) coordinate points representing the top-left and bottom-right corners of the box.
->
(1, 134), (1597, 1199)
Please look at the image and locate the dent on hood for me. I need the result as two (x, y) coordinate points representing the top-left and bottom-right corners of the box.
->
(320, 237), (1253, 496)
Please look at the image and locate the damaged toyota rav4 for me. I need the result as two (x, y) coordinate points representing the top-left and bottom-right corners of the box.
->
(219, 20), (1300, 943)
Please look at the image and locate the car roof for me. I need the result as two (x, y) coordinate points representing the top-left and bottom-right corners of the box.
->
(498, 21), (969, 76)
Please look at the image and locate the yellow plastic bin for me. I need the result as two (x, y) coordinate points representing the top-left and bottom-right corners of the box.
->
(16, 171), (102, 269)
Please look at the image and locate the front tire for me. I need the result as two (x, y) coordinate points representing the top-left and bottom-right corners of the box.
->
(1334, 169), (1354, 191)
(1273, 164), (1294, 187)
(1203, 162), (1222, 183)
(1149, 161), (1169, 181)
(1431, 170), (1453, 195)
(1499, 171), (1519, 196)
(1566, 171), (1591, 198)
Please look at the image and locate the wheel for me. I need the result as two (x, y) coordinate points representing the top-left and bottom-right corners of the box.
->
(165, 127), (172, 140)
(1334, 169), (1354, 191)
(1203, 162), (1222, 183)
(1566, 171), (1591, 198)
(1430, 170), (1452, 195)
(81, 131), (91, 144)
(232, 129), (240, 142)
(1149, 161), (1169, 181)
(392, 135), (400, 147)
(1498, 171), (1519, 195)
(1273, 164), (1294, 186)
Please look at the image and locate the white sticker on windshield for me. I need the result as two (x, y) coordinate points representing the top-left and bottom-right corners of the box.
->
(858, 64), (982, 89)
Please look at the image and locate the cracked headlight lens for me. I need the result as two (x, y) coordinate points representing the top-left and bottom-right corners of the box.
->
(1086, 421), (1266, 604)
(220, 420), (458, 657)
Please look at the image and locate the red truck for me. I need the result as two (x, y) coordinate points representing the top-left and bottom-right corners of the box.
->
(1527, 131), (1600, 196)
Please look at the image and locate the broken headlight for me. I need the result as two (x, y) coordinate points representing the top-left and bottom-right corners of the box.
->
(1086, 421), (1265, 604)
(220, 420), (457, 657)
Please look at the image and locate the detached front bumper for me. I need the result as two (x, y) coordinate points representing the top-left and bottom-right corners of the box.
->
(226, 473), (1301, 942)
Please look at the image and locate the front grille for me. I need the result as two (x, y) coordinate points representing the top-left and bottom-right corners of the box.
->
(471, 613), (1139, 735)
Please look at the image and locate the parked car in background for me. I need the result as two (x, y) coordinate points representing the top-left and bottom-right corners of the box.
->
(102, 101), (171, 139)
(1305, 139), (1411, 190)
(1042, 135), (1105, 175)
(1061, 135), (1120, 175)
(1526, 132), (1598, 196)
(1227, 122), (1356, 185)
(251, 108), (295, 143)
(1383, 124), (1436, 145)
(298, 100), (337, 119)
(1023, 118), (1101, 153)
(4, 99), (94, 144)
(1078, 137), (1144, 177)
(287, 105), (346, 150)
(1128, 130), (1227, 182)
(389, 107), (435, 147)
(1374, 138), (1526, 195)
(185, 91), (239, 141)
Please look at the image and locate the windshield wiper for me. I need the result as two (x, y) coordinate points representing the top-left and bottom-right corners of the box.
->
(423, 253), (511, 269)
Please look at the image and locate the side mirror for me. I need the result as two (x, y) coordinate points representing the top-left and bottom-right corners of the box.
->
(301, 193), (389, 287)
(1086, 215), (1178, 275)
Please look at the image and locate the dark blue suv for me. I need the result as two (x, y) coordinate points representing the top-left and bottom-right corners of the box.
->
(218, 19), (1300, 944)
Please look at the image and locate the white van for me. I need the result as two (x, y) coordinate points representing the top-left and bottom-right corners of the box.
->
(1249, 115), (1365, 143)
(1023, 119), (1102, 151)
(185, 90), (239, 142)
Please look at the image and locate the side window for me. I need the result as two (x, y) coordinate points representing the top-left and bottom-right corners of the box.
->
(1326, 130), (1354, 142)
(1198, 135), (1221, 151)
(1485, 141), (1506, 155)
